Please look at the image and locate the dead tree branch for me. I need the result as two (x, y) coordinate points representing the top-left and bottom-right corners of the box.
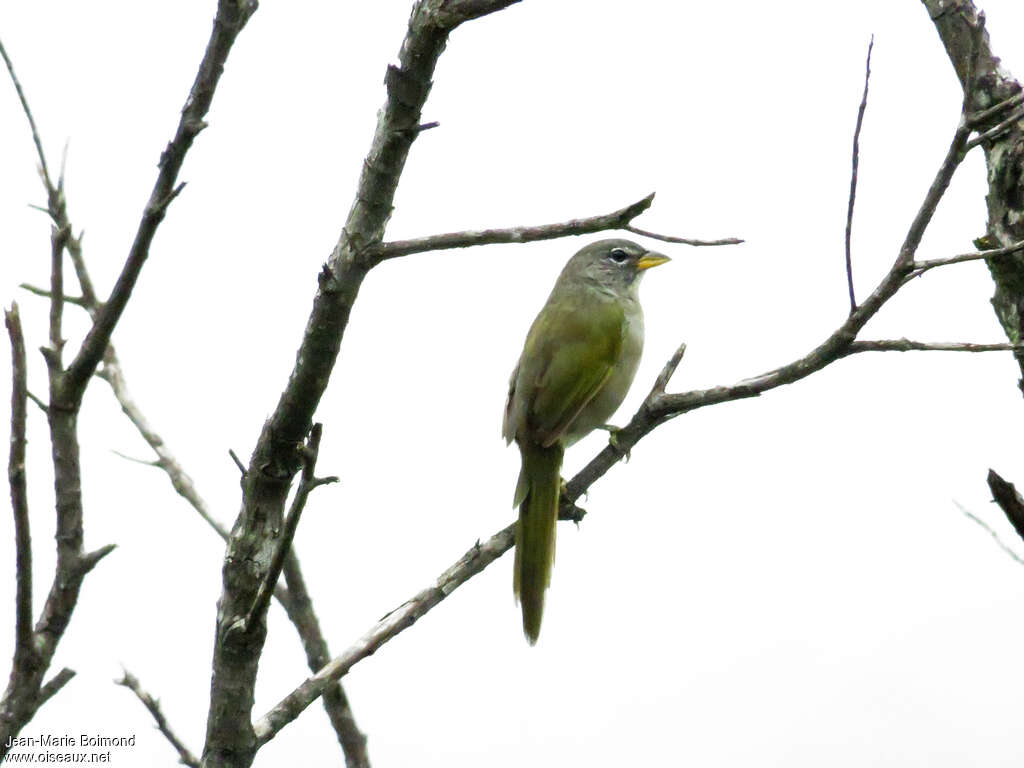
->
(204, 2), (522, 766)
(253, 524), (518, 744)
(955, 500), (1024, 566)
(360, 193), (746, 264)
(2, 304), (35, 731)
(25, 225), (371, 766)
(845, 35), (874, 314)
(923, 0), (1024, 389)
(116, 670), (200, 768)
(59, 0), (257, 405)
(909, 238), (1024, 277)
(621, 224), (743, 246)
(237, 425), (337, 637)
(0, 39), (52, 189)
(0, 0), (254, 755)
(845, 339), (1024, 353)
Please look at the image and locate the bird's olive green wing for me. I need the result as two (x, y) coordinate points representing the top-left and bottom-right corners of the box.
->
(525, 296), (625, 448)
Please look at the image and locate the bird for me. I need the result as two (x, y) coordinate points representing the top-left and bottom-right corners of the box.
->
(502, 238), (670, 644)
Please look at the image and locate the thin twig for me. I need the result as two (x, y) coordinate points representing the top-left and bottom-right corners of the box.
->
(846, 339), (1024, 354)
(276, 552), (370, 766)
(65, 232), (98, 308)
(18, 283), (89, 308)
(91, 296), (370, 760)
(36, 668), (75, 707)
(0, 38), (52, 188)
(964, 106), (1024, 150)
(239, 425), (338, 636)
(48, 225), (70, 362)
(38, 156), (367, 763)
(97, 357), (232, 541)
(109, 449), (161, 468)
(365, 194), (656, 263)
(116, 670), (199, 768)
(967, 91), (1024, 127)
(647, 342), (687, 402)
(254, 523), (518, 745)
(955, 501), (1024, 566)
(910, 238), (1024, 276)
(60, 0), (258, 405)
(845, 36), (874, 315)
(26, 391), (47, 414)
(621, 225), (744, 247)
(0, 4), (252, 757)
(228, 449), (247, 477)
(5, 304), (34, 678)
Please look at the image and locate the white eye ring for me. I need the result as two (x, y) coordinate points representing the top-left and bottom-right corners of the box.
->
(609, 248), (629, 263)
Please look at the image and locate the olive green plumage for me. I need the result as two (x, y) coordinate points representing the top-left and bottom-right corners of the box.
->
(503, 239), (670, 644)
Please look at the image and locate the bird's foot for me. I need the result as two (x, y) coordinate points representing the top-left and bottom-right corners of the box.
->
(556, 477), (587, 526)
(597, 424), (630, 462)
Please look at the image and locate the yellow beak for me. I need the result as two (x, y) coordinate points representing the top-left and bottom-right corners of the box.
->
(636, 252), (671, 271)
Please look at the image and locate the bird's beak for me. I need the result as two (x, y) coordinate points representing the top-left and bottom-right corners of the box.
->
(636, 251), (671, 271)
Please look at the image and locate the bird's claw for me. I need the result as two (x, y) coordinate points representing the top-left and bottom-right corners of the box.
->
(597, 424), (630, 462)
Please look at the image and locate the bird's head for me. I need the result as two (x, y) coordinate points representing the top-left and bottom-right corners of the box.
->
(561, 238), (670, 296)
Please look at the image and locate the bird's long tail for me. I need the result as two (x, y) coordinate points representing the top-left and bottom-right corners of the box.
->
(513, 441), (564, 644)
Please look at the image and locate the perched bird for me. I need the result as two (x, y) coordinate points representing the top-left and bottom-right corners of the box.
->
(503, 239), (670, 643)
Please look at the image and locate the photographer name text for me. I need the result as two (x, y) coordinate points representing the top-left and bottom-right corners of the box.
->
(5, 735), (135, 749)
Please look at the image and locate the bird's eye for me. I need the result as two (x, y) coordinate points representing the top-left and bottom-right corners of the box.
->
(609, 248), (629, 263)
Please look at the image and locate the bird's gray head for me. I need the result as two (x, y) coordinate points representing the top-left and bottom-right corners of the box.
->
(559, 239), (671, 297)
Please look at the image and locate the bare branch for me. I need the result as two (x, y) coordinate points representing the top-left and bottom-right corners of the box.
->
(620, 224), (743, 247)
(238, 425), (337, 636)
(19, 284), (88, 308)
(967, 91), (1024, 126)
(65, 232), (99, 309)
(48, 225), (70, 363)
(95, 317), (371, 765)
(964, 106), (1024, 151)
(1, 4), (253, 756)
(845, 35), (874, 315)
(25, 391), (47, 414)
(845, 339), (1024, 354)
(110, 449), (161, 468)
(77, 544), (117, 576)
(366, 194), (656, 262)
(955, 501), (1024, 566)
(97, 357), (232, 541)
(0, 38), (52, 188)
(276, 552), (370, 766)
(209, 2), (520, 763)
(923, 0), (1024, 388)
(636, 117), (972, 427)
(60, 0), (257, 405)
(5, 303), (34, 683)
(228, 449), (247, 478)
(910, 239), (1024, 276)
(647, 343), (687, 401)
(254, 524), (517, 745)
(116, 670), (199, 768)
(52, 213), (369, 763)
(36, 668), (75, 708)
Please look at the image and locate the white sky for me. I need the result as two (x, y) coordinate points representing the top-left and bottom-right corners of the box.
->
(4, 1), (1024, 766)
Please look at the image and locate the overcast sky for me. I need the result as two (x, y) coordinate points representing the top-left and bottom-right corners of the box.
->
(4, 2), (1024, 766)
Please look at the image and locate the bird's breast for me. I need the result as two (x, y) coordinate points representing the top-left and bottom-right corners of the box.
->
(564, 301), (644, 445)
